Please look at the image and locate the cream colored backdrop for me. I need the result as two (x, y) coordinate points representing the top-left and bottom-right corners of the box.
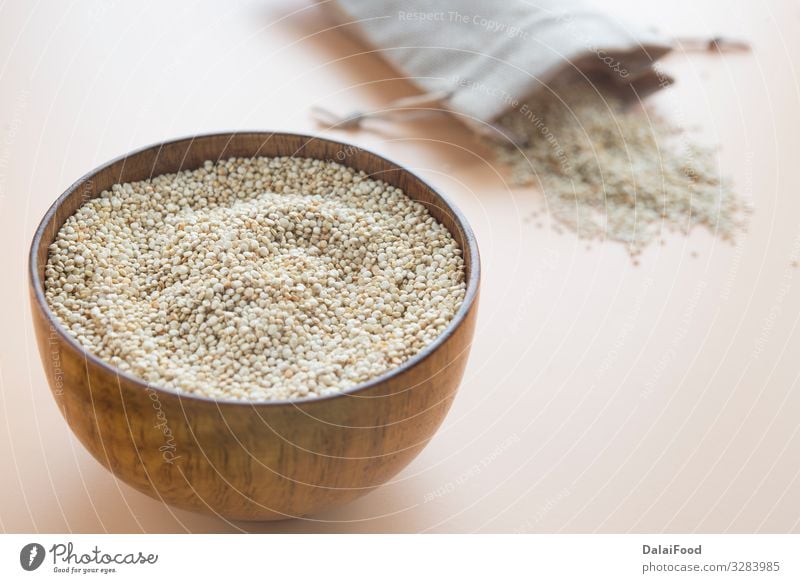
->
(0, 0), (798, 532)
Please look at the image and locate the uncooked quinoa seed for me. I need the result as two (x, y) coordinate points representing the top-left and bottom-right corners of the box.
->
(44, 156), (466, 401)
(492, 80), (749, 256)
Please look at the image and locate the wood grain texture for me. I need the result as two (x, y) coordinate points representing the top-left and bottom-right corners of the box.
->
(28, 132), (480, 521)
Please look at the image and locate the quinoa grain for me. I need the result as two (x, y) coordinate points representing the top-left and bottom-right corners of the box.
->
(44, 156), (466, 401)
(492, 81), (749, 255)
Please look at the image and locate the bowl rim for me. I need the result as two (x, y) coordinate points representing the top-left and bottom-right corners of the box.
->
(29, 131), (480, 408)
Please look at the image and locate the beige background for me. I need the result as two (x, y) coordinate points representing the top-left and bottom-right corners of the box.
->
(1, 0), (799, 533)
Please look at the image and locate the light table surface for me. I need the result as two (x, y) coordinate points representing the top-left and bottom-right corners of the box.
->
(0, 0), (798, 532)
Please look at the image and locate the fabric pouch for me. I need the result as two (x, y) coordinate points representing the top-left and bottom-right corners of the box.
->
(315, 0), (673, 140)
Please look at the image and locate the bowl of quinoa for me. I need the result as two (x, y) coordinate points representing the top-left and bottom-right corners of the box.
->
(29, 132), (480, 520)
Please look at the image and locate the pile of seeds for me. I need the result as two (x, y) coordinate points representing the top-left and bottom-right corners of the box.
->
(492, 80), (748, 256)
(44, 156), (466, 401)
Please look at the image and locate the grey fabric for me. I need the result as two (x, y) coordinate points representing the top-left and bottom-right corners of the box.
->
(329, 0), (672, 133)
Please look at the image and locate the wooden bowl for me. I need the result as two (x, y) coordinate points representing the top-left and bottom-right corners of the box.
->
(28, 132), (480, 521)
